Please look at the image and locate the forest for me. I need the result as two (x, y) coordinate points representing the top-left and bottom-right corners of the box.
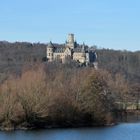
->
(0, 41), (140, 83)
(0, 41), (139, 130)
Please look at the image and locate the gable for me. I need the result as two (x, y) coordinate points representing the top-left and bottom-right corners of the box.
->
(64, 47), (71, 56)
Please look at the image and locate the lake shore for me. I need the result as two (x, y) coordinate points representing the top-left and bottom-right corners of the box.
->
(0, 121), (117, 131)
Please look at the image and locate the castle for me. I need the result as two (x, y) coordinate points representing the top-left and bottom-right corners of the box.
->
(46, 34), (97, 68)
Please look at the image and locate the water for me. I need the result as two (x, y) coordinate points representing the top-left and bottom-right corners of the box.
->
(0, 123), (140, 140)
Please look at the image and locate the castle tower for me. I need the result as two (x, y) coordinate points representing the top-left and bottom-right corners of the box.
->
(68, 34), (74, 44)
(47, 41), (54, 62)
(66, 34), (75, 49)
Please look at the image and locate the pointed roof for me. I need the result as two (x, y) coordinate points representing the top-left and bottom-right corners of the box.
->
(47, 41), (54, 48)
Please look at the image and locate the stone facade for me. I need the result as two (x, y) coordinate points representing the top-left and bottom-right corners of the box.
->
(46, 34), (97, 67)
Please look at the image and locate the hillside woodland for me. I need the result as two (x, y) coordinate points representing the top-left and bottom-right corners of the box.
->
(0, 41), (139, 130)
(0, 41), (140, 83)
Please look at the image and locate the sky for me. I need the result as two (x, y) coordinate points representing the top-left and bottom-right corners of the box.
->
(0, 0), (140, 51)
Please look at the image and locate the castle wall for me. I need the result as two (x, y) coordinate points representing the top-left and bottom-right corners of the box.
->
(54, 53), (64, 59)
(73, 52), (86, 63)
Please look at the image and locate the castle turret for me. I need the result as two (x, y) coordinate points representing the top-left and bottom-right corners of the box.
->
(47, 41), (54, 61)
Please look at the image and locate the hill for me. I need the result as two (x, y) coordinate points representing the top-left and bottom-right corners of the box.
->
(0, 41), (140, 83)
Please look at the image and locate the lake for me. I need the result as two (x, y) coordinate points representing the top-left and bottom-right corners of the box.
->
(0, 123), (139, 140)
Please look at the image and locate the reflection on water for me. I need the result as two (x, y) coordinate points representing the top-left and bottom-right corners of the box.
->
(0, 123), (140, 140)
